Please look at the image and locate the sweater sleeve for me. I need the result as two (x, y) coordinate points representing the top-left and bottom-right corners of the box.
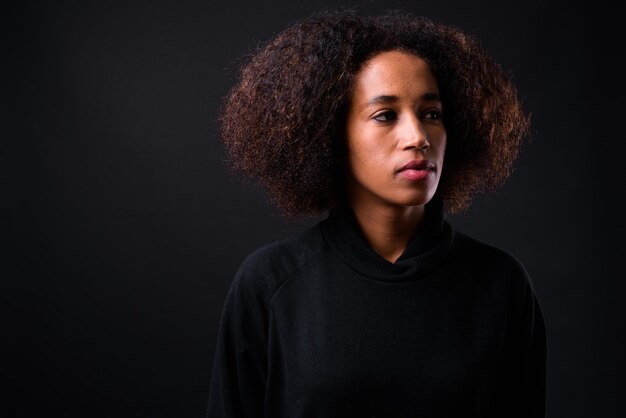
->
(497, 258), (547, 417)
(519, 274), (547, 417)
(207, 256), (271, 418)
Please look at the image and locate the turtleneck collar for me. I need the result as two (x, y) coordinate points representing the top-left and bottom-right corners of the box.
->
(320, 196), (455, 282)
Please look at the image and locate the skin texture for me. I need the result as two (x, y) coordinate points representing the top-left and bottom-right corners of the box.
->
(345, 51), (446, 263)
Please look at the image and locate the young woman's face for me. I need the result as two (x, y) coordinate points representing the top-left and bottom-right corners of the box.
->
(345, 50), (446, 210)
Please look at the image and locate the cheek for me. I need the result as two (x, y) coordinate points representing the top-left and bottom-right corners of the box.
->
(345, 124), (391, 177)
(349, 143), (383, 172)
(346, 145), (377, 184)
(440, 137), (447, 160)
(346, 134), (370, 169)
(430, 129), (446, 160)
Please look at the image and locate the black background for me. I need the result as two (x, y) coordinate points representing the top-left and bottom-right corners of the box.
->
(3, 0), (624, 417)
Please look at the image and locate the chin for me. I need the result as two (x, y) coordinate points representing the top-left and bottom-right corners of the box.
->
(392, 193), (433, 208)
(386, 182), (440, 208)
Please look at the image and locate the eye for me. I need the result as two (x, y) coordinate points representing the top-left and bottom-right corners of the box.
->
(422, 109), (443, 121)
(372, 110), (398, 123)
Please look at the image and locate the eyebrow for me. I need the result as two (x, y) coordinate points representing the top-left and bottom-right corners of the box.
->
(362, 93), (441, 109)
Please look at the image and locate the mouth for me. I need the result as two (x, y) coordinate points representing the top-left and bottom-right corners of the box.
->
(396, 159), (435, 181)
(397, 159), (435, 173)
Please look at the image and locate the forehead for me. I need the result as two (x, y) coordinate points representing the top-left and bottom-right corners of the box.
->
(351, 50), (439, 101)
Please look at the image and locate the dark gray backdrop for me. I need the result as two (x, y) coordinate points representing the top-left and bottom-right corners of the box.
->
(4, 0), (624, 417)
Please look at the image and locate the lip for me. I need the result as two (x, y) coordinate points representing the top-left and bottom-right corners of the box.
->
(397, 159), (435, 172)
(397, 159), (435, 181)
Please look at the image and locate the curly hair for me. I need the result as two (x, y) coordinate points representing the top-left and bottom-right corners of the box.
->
(219, 10), (530, 217)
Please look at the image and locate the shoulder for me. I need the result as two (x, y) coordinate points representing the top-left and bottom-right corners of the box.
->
(451, 229), (536, 294)
(452, 230), (527, 271)
(229, 222), (326, 301)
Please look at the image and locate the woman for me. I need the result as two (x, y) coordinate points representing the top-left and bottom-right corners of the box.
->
(207, 11), (546, 418)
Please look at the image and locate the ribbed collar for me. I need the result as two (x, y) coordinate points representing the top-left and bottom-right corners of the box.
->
(321, 196), (455, 282)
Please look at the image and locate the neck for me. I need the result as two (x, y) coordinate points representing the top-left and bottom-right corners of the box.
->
(350, 198), (427, 264)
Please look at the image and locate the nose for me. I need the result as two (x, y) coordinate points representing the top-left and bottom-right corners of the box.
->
(399, 114), (430, 151)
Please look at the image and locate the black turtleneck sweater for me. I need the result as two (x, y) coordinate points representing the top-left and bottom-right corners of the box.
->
(207, 198), (546, 417)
